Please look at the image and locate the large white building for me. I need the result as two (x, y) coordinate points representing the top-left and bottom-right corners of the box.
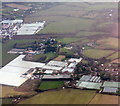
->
(0, 55), (45, 87)
(17, 21), (45, 35)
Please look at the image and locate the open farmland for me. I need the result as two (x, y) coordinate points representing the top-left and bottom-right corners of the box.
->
(2, 39), (40, 66)
(89, 94), (119, 104)
(39, 17), (93, 34)
(57, 37), (80, 44)
(97, 37), (119, 49)
(83, 49), (114, 59)
(20, 89), (96, 104)
(54, 55), (65, 61)
(107, 52), (120, 60)
(0, 85), (26, 98)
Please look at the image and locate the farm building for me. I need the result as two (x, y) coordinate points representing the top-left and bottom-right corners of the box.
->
(44, 70), (54, 74)
(62, 67), (74, 73)
(103, 87), (118, 93)
(68, 62), (77, 68)
(41, 65), (63, 71)
(76, 81), (102, 90)
(0, 55), (45, 87)
(1, 19), (23, 24)
(42, 74), (71, 80)
(79, 75), (101, 83)
(17, 21), (45, 35)
(102, 81), (120, 88)
(68, 58), (82, 63)
(47, 60), (68, 67)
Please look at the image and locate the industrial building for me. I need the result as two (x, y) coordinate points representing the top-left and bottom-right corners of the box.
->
(17, 21), (45, 35)
(1, 19), (23, 24)
(62, 67), (74, 73)
(47, 60), (68, 67)
(68, 58), (82, 63)
(0, 55), (45, 87)
(76, 81), (102, 90)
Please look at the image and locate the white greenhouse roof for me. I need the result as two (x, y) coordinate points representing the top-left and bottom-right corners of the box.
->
(17, 22), (45, 35)
(68, 58), (82, 63)
(0, 55), (45, 87)
(62, 67), (74, 73)
(47, 60), (68, 67)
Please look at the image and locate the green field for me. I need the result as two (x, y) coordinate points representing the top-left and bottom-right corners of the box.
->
(2, 39), (40, 66)
(33, 52), (57, 62)
(76, 31), (107, 37)
(39, 17), (93, 34)
(39, 81), (64, 90)
(57, 37), (80, 44)
(20, 89), (96, 104)
(83, 49), (114, 59)
(60, 48), (74, 55)
(97, 37), (119, 49)
(107, 52), (119, 60)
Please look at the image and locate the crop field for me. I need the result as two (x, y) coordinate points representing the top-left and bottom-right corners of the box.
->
(107, 52), (120, 60)
(39, 17), (93, 34)
(20, 89), (96, 104)
(83, 49), (114, 59)
(90, 94), (119, 104)
(33, 52), (57, 62)
(76, 31), (107, 37)
(1, 85), (25, 98)
(111, 58), (120, 63)
(60, 48), (74, 55)
(2, 39), (40, 66)
(39, 81), (64, 90)
(97, 37), (119, 49)
(57, 37), (80, 44)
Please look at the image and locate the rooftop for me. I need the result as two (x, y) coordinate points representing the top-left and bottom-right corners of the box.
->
(103, 87), (118, 93)
(47, 60), (68, 67)
(102, 81), (120, 88)
(68, 58), (82, 63)
(77, 81), (102, 90)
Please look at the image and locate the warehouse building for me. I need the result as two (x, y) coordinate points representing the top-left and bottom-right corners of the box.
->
(76, 81), (102, 90)
(47, 60), (68, 67)
(103, 87), (118, 93)
(17, 21), (45, 35)
(102, 81), (120, 88)
(68, 58), (82, 63)
(0, 55), (45, 87)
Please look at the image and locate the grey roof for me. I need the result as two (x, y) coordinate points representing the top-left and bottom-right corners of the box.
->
(78, 81), (102, 90)
(102, 81), (120, 88)
(103, 87), (118, 93)
(43, 74), (71, 79)
(79, 75), (92, 82)
(47, 60), (68, 67)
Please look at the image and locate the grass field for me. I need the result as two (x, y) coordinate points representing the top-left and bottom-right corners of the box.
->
(2, 39), (40, 66)
(97, 37), (119, 49)
(83, 49), (114, 59)
(57, 37), (80, 44)
(60, 48), (74, 55)
(20, 89), (96, 104)
(76, 31), (107, 37)
(39, 17), (93, 34)
(1, 85), (25, 98)
(89, 94), (119, 104)
(1, 98), (12, 104)
(33, 52), (57, 62)
(39, 81), (64, 90)
(107, 52), (120, 60)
